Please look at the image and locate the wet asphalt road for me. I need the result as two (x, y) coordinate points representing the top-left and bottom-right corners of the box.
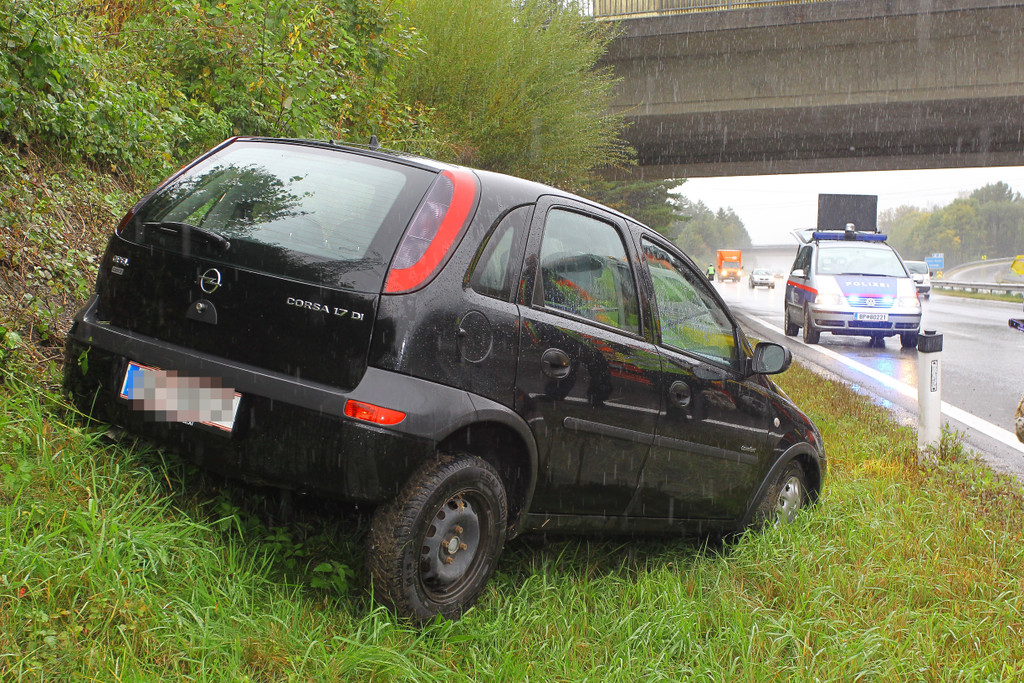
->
(715, 278), (1024, 481)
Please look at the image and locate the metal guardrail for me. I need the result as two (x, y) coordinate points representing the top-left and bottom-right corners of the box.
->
(591, 0), (832, 18)
(932, 281), (1024, 296)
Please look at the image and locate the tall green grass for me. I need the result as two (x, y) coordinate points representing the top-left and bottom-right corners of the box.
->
(3, 361), (1023, 681)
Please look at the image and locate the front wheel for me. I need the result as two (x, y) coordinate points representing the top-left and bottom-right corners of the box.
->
(901, 331), (919, 349)
(754, 461), (809, 527)
(367, 453), (508, 623)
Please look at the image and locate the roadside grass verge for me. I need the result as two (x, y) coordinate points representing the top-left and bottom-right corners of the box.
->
(3, 360), (1024, 681)
(931, 287), (1024, 304)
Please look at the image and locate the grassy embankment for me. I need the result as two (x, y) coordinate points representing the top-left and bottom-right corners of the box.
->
(3, 147), (1024, 680)
(3, 348), (1024, 680)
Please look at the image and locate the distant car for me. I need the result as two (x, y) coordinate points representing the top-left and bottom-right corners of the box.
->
(904, 260), (932, 299)
(784, 228), (922, 348)
(64, 136), (825, 623)
(749, 268), (775, 289)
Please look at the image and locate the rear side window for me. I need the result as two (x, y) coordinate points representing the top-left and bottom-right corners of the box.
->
(536, 209), (639, 335)
(122, 141), (435, 291)
(468, 205), (531, 301)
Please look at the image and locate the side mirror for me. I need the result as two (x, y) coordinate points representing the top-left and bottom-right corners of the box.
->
(750, 342), (792, 375)
(790, 269), (806, 278)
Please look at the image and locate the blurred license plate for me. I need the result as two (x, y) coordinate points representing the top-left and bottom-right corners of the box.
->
(855, 313), (888, 322)
(119, 361), (241, 432)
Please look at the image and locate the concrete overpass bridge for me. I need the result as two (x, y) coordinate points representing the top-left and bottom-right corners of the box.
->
(596, 0), (1024, 178)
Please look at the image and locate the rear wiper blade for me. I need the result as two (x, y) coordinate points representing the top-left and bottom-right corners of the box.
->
(144, 221), (231, 252)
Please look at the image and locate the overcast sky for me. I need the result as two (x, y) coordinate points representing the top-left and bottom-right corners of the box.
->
(674, 166), (1024, 246)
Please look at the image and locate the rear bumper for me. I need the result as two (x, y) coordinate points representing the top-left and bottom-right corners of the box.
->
(63, 297), (519, 502)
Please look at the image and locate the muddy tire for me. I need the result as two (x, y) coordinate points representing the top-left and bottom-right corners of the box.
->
(754, 461), (809, 527)
(367, 453), (507, 623)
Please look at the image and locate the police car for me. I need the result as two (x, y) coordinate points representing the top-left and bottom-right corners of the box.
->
(784, 226), (922, 348)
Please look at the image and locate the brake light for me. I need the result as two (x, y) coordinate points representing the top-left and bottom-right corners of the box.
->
(344, 400), (406, 425)
(115, 207), (136, 235)
(384, 167), (477, 293)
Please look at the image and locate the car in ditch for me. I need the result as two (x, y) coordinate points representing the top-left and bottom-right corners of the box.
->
(64, 136), (825, 623)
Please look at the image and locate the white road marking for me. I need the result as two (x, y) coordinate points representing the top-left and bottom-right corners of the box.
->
(745, 313), (1024, 454)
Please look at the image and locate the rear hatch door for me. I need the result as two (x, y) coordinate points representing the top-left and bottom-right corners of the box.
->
(99, 139), (438, 390)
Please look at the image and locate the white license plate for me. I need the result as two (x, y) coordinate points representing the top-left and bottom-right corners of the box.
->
(119, 361), (241, 432)
(855, 313), (888, 322)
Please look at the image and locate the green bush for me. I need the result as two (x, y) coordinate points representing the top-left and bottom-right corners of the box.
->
(119, 0), (428, 147)
(0, 0), (231, 176)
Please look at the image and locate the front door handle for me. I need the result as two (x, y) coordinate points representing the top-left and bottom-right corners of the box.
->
(541, 348), (571, 379)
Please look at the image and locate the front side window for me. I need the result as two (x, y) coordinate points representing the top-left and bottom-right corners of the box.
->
(642, 239), (738, 368)
(793, 245), (813, 274)
(537, 209), (639, 334)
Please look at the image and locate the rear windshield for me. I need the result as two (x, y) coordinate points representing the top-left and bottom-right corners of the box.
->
(121, 140), (436, 291)
(815, 244), (908, 277)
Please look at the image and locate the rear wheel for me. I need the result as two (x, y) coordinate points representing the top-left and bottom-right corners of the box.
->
(901, 331), (919, 349)
(367, 453), (507, 623)
(802, 307), (820, 344)
(754, 461), (809, 527)
(783, 305), (798, 336)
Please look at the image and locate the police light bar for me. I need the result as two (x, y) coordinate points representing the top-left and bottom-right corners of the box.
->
(811, 231), (887, 242)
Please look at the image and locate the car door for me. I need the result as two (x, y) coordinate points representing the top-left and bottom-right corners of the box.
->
(515, 198), (661, 517)
(632, 236), (772, 520)
(786, 244), (815, 318)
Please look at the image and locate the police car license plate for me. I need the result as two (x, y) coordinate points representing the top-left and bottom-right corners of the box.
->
(119, 361), (241, 432)
(855, 313), (888, 322)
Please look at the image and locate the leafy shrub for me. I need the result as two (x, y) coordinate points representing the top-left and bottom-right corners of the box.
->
(117, 0), (428, 146)
(0, 0), (231, 177)
(396, 0), (631, 188)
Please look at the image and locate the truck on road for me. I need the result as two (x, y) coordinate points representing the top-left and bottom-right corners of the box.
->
(717, 249), (743, 282)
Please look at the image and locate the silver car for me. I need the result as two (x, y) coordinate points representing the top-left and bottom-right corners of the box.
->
(904, 260), (932, 299)
(749, 267), (775, 289)
(784, 230), (922, 348)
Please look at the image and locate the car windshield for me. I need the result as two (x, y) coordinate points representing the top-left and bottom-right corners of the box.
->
(906, 261), (929, 275)
(815, 245), (907, 277)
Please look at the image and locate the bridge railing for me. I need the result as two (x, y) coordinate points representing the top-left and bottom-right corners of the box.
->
(590, 0), (831, 18)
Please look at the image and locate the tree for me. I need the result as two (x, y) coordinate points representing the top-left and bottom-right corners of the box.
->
(579, 177), (684, 235)
(668, 198), (752, 266)
(395, 0), (631, 188)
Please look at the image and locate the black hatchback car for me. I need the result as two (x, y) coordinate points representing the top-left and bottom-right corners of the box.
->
(64, 137), (824, 623)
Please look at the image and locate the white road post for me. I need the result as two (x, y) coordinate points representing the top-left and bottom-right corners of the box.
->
(916, 329), (943, 463)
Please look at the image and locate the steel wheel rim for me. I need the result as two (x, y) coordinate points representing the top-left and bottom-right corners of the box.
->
(419, 491), (486, 600)
(775, 475), (804, 524)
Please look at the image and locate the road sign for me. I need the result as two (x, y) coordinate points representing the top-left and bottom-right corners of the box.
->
(925, 255), (944, 271)
(1012, 255), (1024, 276)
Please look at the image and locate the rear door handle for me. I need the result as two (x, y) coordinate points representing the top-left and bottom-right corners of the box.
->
(541, 348), (571, 379)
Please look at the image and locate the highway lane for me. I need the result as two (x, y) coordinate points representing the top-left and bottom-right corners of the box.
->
(715, 278), (1024, 481)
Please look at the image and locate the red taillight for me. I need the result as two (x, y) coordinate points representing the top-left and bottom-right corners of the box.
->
(384, 167), (477, 293)
(344, 400), (406, 426)
(115, 207), (136, 235)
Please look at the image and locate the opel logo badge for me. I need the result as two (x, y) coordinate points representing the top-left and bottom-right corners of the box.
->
(199, 268), (222, 294)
